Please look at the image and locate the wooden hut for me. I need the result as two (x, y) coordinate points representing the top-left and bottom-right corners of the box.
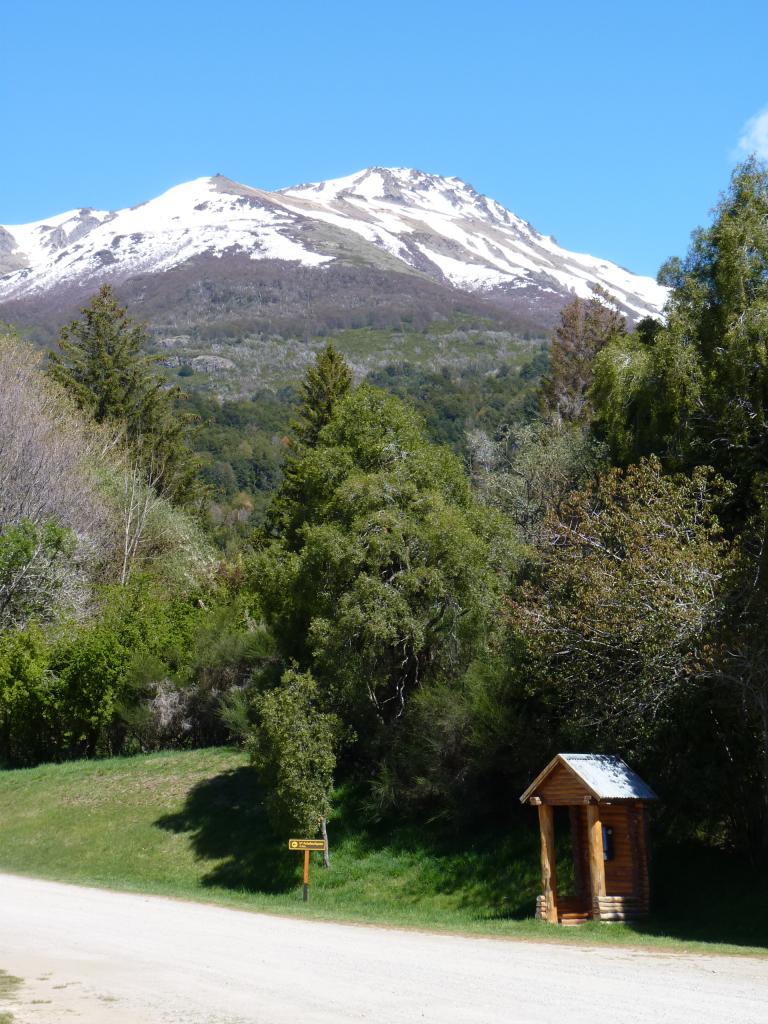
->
(520, 754), (657, 925)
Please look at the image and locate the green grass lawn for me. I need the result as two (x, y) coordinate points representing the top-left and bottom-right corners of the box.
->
(0, 748), (765, 956)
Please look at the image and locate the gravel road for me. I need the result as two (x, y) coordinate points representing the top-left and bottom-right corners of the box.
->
(0, 874), (765, 1023)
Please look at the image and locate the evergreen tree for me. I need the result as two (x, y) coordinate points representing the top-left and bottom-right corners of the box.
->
(268, 344), (352, 540)
(290, 344), (352, 449)
(541, 285), (626, 424)
(48, 286), (198, 502)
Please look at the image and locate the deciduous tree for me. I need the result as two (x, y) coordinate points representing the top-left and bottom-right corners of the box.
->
(541, 285), (626, 424)
(0, 520), (75, 630)
(512, 458), (731, 753)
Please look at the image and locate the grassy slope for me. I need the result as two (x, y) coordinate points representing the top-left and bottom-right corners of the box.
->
(0, 748), (765, 956)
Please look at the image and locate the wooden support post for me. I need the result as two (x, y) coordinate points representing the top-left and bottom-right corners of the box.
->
(537, 803), (558, 923)
(303, 848), (310, 902)
(586, 803), (606, 920)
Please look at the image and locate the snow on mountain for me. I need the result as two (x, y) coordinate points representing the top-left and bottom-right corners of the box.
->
(279, 168), (667, 316)
(0, 178), (330, 301)
(0, 168), (667, 319)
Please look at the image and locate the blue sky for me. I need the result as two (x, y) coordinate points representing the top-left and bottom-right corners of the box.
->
(2, 0), (766, 276)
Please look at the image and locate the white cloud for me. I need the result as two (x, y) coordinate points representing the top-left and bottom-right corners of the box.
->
(737, 107), (768, 159)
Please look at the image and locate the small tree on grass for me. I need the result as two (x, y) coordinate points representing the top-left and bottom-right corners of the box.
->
(249, 668), (339, 865)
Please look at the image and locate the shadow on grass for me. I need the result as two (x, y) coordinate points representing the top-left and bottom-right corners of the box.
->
(329, 795), (544, 920)
(155, 765), (296, 894)
(419, 829), (542, 921)
(630, 841), (768, 949)
(351, 808), (768, 946)
(154, 772), (768, 947)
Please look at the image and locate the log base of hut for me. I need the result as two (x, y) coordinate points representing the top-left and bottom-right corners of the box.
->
(535, 893), (647, 925)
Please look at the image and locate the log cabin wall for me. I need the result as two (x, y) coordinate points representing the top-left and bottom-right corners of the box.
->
(600, 805), (636, 897)
(565, 804), (650, 920)
(537, 763), (589, 804)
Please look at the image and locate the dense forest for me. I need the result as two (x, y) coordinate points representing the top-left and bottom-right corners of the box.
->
(2, 158), (768, 860)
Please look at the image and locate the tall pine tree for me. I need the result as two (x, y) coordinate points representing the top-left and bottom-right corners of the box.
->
(267, 345), (352, 540)
(48, 285), (198, 503)
(290, 344), (353, 449)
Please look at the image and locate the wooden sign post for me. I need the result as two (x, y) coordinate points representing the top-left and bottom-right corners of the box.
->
(288, 839), (326, 901)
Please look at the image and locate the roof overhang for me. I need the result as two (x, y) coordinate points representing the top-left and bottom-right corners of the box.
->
(520, 753), (658, 804)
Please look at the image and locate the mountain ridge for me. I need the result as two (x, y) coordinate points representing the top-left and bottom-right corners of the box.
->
(0, 167), (666, 326)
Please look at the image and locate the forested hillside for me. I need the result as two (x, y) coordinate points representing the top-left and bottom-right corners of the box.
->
(2, 159), (768, 870)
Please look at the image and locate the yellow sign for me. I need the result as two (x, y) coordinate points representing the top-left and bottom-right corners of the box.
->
(288, 839), (325, 852)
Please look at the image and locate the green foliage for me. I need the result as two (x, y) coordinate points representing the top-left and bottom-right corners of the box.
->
(48, 286), (157, 423)
(48, 285), (199, 502)
(368, 649), (549, 820)
(541, 286), (626, 423)
(591, 332), (665, 464)
(0, 520), (75, 630)
(368, 351), (547, 454)
(585, 162), (768, 848)
(290, 344), (352, 449)
(249, 668), (339, 834)
(0, 626), (55, 765)
(186, 388), (294, 539)
(593, 158), (768, 513)
(0, 571), (269, 764)
(258, 385), (517, 739)
(48, 619), (134, 755)
(512, 458), (731, 755)
(264, 344), (353, 543)
(470, 420), (608, 546)
(176, 348), (546, 545)
(179, 346), (547, 546)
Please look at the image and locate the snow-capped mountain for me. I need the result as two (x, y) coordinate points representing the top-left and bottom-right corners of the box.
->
(0, 169), (666, 329)
(279, 168), (666, 317)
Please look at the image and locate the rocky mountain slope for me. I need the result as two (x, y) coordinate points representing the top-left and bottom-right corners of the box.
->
(0, 168), (666, 392)
(1, 168), (664, 317)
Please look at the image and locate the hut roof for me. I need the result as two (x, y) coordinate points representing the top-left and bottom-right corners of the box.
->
(520, 753), (658, 804)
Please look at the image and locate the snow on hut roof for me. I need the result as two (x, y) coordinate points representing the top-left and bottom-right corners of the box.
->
(520, 753), (658, 803)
